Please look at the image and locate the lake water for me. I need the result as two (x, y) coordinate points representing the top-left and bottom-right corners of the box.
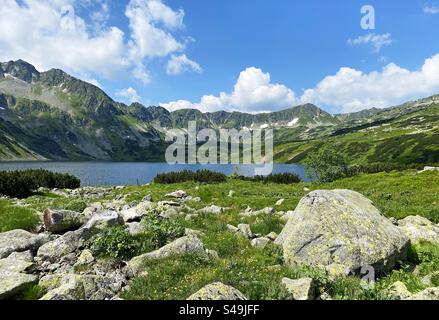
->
(0, 162), (309, 186)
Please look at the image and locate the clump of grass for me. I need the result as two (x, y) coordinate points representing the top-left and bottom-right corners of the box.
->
(0, 199), (40, 232)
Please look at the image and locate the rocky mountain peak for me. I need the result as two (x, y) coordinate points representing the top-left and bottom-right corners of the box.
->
(0, 59), (40, 83)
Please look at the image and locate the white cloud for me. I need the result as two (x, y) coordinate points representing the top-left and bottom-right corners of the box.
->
(163, 54), (439, 114)
(166, 54), (202, 75)
(348, 33), (393, 53)
(424, 3), (439, 14)
(116, 87), (141, 104)
(0, 0), (198, 84)
(162, 67), (298, 113)
(301, 54), (439, 113)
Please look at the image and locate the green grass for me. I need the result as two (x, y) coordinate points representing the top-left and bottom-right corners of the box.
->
(2, 170), (439, 300)
(0, 199), (39, 232)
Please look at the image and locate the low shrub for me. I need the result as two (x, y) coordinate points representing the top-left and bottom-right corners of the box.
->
(234, 172), (301, 184)
(153, 170), (227, 184)
(0, 169), (80, 198)
(141, 214), (185, 249)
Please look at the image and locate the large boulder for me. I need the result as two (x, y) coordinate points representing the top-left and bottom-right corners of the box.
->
(408, 287), (439, 300)
(44, 209), (86, 234)
(188, 282), (247, 300)
(276, 190), (410, 274)
(0, 230), (49, 258)
(0, 272), (37, 299)
(40, 274), (121, 300)
(37, 229), (88, 262)
(128, 236), (210, 275)
(397, 216), (439, 245)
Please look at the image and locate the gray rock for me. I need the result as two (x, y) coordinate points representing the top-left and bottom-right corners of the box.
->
(397, 216), (439, 245)
(160, 208), (179, 219)
(0, 229), (49, 258)
(40, 274), (122, 300)
(83, 210), (123, 232)
(226, 224), (239, 233)
(276, 190), (410, 274)
(188, 282), (247, 300)
(120, 201), (153, 222)
(73, 249), (94, 270)
(44, 209), (86, 234)
(281, 277), (315, 300)
(199, 205), (225, 214)
(0, 272), (38, 299)
(7, 250), (33, 262)
(228, 190), (235, 197)
(126, 222), (145, 236)
(251, 237), (271, 249)
(275, 199), (285, 206)
(165, 190), (187, 199)
(409, 287), (439, 300)
(237, 224), (253, 239)
(0, 257), (34, 273)
(129, 236), (209, 275)
(37, 228), (88, 262)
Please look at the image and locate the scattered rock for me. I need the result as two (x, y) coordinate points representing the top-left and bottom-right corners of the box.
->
(237, 224), (252, 239)
(276, 190), (410, 274)
(0, 229), (49, 258)
(129, 236), (210, 275)
(266, 232), (278, 241)
(199, 205), (225, 215)
(120, 201), (153, 222)
(165, 190), (187, 199)
(251, 237), (271, 249)
(43, 209), (86, 234)
(185, 214), (199, 221)
(418, 166), (439, 173)
(226, 224), (239, 233)
(160, 208), (179, 219)
(281, 277), (315, 300)
(185, 229), (205, 237)
(157, 201), (180, 207)
(228, 190), (235, 197)
(126, 222), (145, 236)
(188, 282), (247, 300)
(275, 199), (285, 206)
(83, 210), (123, 232)
(388, 281), (412, 300)
(73, 249), (94, 270)
(397, 216), (439, 245)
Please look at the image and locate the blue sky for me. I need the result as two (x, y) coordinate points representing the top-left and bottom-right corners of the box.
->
(1, 0), (439, 114)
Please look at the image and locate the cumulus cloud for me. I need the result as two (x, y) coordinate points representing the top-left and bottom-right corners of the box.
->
(301, 54), (439, 113)
(162, 67), (298, 113)
(0, 0), (199, 85)
(424, 3), (439, 14)
(116, 87), (141, 103)
(163, 54), (439, 114)
(166, 54), (202, 75)
(348, 33), (393, 53)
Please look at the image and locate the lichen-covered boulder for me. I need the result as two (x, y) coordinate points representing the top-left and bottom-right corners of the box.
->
(397, 216), (439, 245)
(188, 282), (247, 300)
(276, 190), (410, 274)
(128, 236), (209, 275)
(409, 287), (439, 300)
(44, 209), (86, 234)
(0, 272), (38, 299)
(199, 205), (225, 214)
(0, 229), (49, 258)
(37, 229), (88, 262)
(40, 274), (119, 300)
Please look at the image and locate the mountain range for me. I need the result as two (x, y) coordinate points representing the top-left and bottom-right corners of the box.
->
(1, 60), (439, 164)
